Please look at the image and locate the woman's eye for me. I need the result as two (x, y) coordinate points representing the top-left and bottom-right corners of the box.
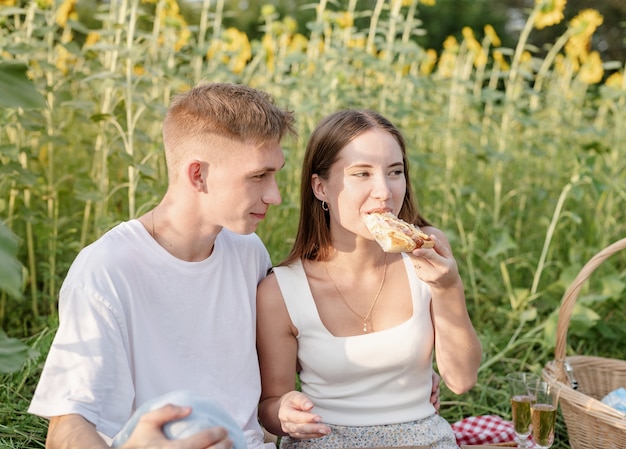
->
(353, 171), (370, 177)
(389, 169), (404, 176)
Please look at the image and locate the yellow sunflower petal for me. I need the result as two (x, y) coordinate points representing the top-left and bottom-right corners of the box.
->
(534, 0), (566, 30)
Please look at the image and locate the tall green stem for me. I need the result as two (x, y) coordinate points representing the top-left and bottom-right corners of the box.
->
(366, 0), (385, 55)
(385, 0), (402, 58)
(44, 12), (61, 310)
(530, 29), (573, 110)
(493, 8), (538, 227)
(124, 0), (139, 218)
(308, 0), (328, 60)
(530, 173), (589, 296)
(192, 0), (213, 83)
(92, 0), (127, 233)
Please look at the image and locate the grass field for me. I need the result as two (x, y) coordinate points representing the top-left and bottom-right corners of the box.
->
(1, 1), (625, 447)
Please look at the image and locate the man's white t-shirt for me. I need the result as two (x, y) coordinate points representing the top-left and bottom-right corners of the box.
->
(28, 220), (273, 448)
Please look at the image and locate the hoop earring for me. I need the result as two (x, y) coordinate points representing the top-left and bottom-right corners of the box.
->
(321, 201), (329, 211)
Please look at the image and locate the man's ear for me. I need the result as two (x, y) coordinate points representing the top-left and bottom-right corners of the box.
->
(187, 160), (207, 193)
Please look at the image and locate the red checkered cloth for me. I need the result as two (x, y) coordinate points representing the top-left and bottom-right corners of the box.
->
(451, 414), (516, 446)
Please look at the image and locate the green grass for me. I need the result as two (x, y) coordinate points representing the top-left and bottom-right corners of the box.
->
(1, 327), (53, 448)
(1, 1), (625, 447)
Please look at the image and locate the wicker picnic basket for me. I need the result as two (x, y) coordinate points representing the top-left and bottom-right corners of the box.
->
(542, 237), (626, 449)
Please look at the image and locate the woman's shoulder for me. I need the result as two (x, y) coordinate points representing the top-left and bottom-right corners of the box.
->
(271, 259), (307, 276)
(258, 260), (306, 303)
(256, 271), (287, 313)
(258, 269), (278, 291)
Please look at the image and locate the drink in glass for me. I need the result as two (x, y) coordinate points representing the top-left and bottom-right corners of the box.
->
(511, 394), (532, 435)
(506, 372), (540, 448)
(528, 381), (559, 449)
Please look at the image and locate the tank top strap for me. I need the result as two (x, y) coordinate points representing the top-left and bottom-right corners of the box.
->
(401, 253), (431, 311)
(272, 260), (326, 334)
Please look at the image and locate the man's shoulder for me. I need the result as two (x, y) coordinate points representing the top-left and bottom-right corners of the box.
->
(217, 230), (271, 275)
(70, 221), (142, 270)
(81, 220), (135, 247)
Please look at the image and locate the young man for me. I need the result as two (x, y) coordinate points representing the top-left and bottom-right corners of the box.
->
(28, 83), (297, 449)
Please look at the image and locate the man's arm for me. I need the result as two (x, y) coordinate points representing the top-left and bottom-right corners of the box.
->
(46, 407), (232, 449)
(47, 414), (110, 449)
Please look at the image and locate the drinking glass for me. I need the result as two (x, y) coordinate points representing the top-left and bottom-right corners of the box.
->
(528, 381), (559, 449)
(506, 372), (541, 448)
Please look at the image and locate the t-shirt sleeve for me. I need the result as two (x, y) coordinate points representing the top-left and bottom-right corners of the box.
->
(28, 282), (135, 439)
(245, 232), (272, 282)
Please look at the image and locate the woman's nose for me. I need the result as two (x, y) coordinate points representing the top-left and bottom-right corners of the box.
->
(372, 176), (393, 201)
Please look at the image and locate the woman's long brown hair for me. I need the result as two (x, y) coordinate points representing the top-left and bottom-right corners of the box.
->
(280, 109), (430, 266)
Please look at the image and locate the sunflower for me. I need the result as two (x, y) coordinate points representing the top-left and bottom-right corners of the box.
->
(437, 36), (459, 78)
(604, 72), (623, 89)
(577, 51), (603, 84)
(420, 48), (438, 75)
(56, 0), (77, 27)
(484, 24), (501, 47)
(569, 9), (603, 36)
(83, 32), (100, 48)
(261, 34), (276, 74)
(534, 0), (566, 30)
(462, 27), (487, 67)
(261, 4), (276, 18)
(347, 36), (366, 50)
(493, 50), (510, 71)
(222, 28), (252, 74)
(565, 10), (603, 71)
(336, 11), (354, 29)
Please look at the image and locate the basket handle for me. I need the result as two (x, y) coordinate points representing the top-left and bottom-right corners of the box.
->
(554, 238), (626, 374)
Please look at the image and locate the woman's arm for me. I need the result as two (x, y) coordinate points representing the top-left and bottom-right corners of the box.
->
(256, 273), (330, 439)
(412, 228), (482, 394)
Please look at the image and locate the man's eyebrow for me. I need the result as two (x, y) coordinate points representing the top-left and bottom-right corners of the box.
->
(250, 161), (286, 175)
(273, 160), (287, 171)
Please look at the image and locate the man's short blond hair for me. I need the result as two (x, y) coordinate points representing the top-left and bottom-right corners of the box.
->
(162, 83), (296, 181)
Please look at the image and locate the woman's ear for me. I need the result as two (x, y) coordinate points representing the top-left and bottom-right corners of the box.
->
(311, 173), (327, 202)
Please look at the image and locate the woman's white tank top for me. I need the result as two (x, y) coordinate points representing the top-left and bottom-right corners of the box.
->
(273, 254), (436, 426)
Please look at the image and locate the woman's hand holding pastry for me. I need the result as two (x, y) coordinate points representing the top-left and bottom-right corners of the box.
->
(410, 230), (461, 290)
(278, 391), (331, 440)
(362, 212), (434, 252)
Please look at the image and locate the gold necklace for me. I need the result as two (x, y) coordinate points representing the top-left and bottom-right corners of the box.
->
(324, 254), (388, 333)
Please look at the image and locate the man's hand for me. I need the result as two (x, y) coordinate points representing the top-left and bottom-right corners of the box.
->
(121, 404), (233, 449)
(47, 407), (233, 449)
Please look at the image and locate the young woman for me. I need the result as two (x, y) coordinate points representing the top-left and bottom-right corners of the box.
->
(257, 109), (482, 449)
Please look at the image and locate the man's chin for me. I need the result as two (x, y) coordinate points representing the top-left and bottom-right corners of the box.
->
(223, 223), (258, 235)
